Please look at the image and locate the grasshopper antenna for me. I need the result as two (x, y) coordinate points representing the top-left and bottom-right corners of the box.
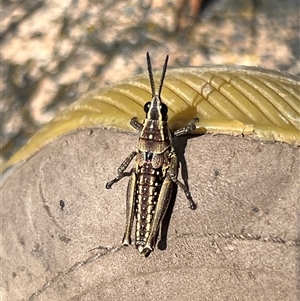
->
(146, 52), (156, 97)
(157, 55), (169, 97)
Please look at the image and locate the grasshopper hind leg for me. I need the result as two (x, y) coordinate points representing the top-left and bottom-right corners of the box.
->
(139, 177), (173, 256)
(139, 230), (160, 257)
(122, 172), (137, 247)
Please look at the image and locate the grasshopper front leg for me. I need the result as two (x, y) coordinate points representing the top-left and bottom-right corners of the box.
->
(173, 118), (199, 137)
(105, 151), (137, 189)
(130, 117), (143, 132)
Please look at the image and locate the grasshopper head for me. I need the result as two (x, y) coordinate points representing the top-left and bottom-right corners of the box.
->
(143, 96), (168, 121)
(144, 52), (169, 122)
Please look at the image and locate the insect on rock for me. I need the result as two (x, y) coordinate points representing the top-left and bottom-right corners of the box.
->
(106, 53), (198, 257)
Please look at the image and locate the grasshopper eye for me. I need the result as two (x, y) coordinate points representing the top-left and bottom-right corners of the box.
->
(160, 103), (168, 115)
(144, 102), (151, 113)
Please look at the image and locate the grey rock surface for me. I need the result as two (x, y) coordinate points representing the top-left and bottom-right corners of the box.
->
(1, 129), (299, 300)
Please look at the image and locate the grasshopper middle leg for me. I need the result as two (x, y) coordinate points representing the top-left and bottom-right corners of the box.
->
(105, 151), (137, 189)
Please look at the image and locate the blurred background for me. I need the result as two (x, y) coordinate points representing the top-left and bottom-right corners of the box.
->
(1, 0), (299, 165)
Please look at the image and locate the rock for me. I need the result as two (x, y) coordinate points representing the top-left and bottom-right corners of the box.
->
(1, 129), (299, 300)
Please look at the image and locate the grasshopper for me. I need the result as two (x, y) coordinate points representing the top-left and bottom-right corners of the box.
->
(106, 53), (198, 256)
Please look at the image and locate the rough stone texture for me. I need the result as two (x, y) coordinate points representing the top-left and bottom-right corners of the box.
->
(1, 129), (299, 300)
(1, 0), (299, 164)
